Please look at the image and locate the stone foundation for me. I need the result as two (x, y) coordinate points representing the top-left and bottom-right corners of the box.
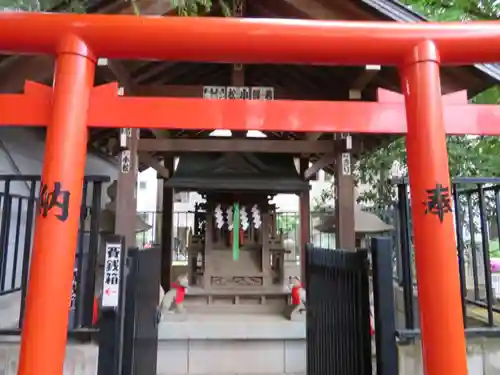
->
(157, 339), (305, 375)
(398, 338), (500, 375)
(0, 334), (500, 375)
(0, 337), (98, 375)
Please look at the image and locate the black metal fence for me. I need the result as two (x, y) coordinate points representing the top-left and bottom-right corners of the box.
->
(306, 245), (372, 375)
(136, 210), (335, 262)
(376, 177), (500, 339)
(0, 174), (109, 335)
(370, 237), (398, 375)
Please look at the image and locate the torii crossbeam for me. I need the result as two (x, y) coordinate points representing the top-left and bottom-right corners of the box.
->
(1, 12), (500, 375)
(1, 82), (499, 134)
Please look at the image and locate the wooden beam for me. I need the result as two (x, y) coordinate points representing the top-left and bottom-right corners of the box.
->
(0, 0), (175, 93)
(350, 65), (381, 93)
(139, 152), (170, 178)
(0, 56), (54, 93)
(138, 138), (334, 154)
(97, 59), (136, 92)
(282, 0), (342, 19)
(306, 132), (323, 140)
(304, 154), (334, 180)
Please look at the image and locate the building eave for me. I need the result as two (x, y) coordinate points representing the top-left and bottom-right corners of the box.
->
(360, 0), (500, 86)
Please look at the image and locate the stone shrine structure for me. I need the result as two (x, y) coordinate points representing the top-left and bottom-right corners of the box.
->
(165, 152), (308, 314)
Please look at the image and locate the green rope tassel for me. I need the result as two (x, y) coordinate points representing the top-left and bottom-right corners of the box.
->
(233, 202), (240, 261)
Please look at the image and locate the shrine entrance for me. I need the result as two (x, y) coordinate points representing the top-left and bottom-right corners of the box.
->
(0, 12), (500, 375)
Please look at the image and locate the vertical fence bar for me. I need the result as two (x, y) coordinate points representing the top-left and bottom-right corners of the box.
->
(397, 183), (415, 329)
(121, 248), (138, 375)
(393, 202), (403, 283)
(19, 179), (37, 328)
(74, 180), (89, 327)
(477, 184), (495, 326)
(467, 192), (481, 300)
(175, 210), (181, 260)
(496, 188), (500, 263)
(371, 237), (398, 375)
(0, 178), (12, 290)
(10, 198), (23, 290)
(82, 180), (103, 327)
(452, 184), (468, 327)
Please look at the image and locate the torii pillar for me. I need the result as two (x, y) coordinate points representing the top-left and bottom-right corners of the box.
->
(18, 36), (96, 375)
(401, 41), (467, 375)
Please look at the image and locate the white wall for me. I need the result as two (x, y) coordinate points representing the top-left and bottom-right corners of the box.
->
(0, 127), (117, 199)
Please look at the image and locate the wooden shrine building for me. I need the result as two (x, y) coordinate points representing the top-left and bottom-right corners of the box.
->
(0, 0), (499, 293)
(1, 0), (499, 289)
(2, 0), (500, 373)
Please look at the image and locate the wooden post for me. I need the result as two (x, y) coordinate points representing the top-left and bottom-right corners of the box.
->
(299, 158), (311, 281)
(334, 137), (356, 250)
(160, 156), (174, 289)
(115, 127), (139, 247)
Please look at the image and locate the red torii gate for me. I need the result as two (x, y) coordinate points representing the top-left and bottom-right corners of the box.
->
(1, 13), (500, 375)
(2, 81), (500, 134)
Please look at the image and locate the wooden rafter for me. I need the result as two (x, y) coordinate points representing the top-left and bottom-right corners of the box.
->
(0, 0), (176, 94)
(138, 152), (170, 178)
(281, 0), (342, 19)
(304, 154), (334, 180)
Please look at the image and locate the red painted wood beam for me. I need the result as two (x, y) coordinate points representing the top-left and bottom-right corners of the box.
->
(2, 82), (499, 135)
(377, 88), (468, 104)
(0, 13), (500, 65)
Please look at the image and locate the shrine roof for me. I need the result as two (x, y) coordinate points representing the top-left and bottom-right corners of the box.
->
(0, 0), (498, 172)
(360, 0), (500, 82)
(165, 152), (309, 193)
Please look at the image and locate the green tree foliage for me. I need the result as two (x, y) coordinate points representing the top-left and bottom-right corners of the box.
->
(0, 0), (85, 11)
(350, 0), (500, 209)
(402, 0), (499, 20)
(170, 0), (230, 16)
(0, 0), (227, 15)
(276, 213), (299, 235)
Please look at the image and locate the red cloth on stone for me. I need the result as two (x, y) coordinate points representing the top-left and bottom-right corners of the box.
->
(370, 313), (375, 336)
(291, 284), (303, 305)
(92, 296), (99, 325)
(172, 282), (186, 304)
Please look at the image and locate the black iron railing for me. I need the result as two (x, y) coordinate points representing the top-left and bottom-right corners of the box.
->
(0, 174), (109, 336)
(385, 177), (500, 339)
(306, 245), (372, 375)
